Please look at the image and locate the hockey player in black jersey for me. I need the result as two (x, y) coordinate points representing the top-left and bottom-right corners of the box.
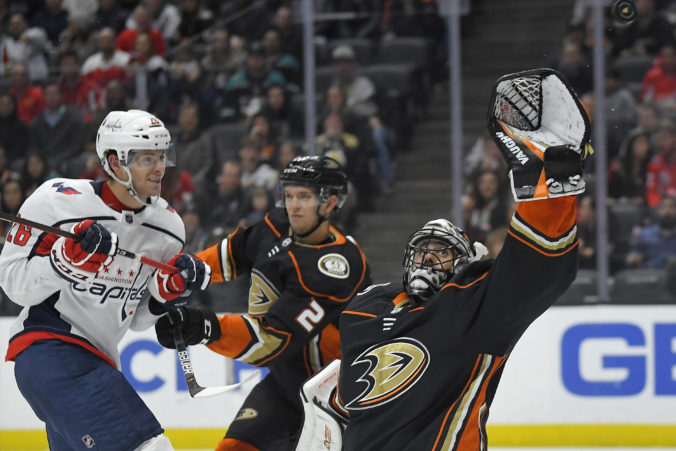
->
(154, 155), (371, 450)
(296, 69), (593, 451)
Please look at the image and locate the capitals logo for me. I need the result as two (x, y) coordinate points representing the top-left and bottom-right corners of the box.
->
(346, 337), (429, 409)
(52, 182), (81, 195)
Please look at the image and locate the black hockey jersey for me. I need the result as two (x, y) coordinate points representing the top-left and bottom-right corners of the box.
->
(197, 208), (371, 401)
(337, 197), (579, 451)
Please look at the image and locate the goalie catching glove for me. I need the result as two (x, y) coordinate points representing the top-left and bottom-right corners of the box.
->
(50, 220), (118, 284)
(155, 305), (221, 348)
(487, 68), (593, 202)
(148, 253), (211, 303)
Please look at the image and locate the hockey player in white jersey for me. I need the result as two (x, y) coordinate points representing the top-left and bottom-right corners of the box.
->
(0, 110), (211, 450)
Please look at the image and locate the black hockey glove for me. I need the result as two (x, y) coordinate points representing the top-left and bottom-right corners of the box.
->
(155, 305), (221, 349)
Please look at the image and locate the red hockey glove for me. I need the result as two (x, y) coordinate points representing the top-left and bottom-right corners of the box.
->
(148, 254), (212, 303)
(50, 220), (118, 284)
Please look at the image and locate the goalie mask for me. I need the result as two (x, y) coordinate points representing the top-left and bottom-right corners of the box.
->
(96, 110), (174, 204)
(403, 219), (473, 302)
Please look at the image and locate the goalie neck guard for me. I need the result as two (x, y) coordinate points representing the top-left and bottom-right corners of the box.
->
(403, 219), (473, 302)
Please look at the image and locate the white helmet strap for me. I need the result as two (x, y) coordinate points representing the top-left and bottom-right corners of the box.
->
(104, 153), (157, 206)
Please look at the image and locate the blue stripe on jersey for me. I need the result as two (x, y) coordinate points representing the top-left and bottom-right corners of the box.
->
(21, 292), (71, 333)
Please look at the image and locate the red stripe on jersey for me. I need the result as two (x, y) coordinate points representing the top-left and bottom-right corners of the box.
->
(6, 331), (116, 368)
(35, 232), (59, 255)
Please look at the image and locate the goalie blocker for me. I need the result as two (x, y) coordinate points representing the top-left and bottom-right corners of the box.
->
(487, 68), (594, 202)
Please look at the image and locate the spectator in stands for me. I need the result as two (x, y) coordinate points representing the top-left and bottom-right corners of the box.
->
(31, 0), (68, 46)
(640, 42), (676, 115)
(58, 51), (101, 122)
(611, 0), (672, 57)
(272, 5), (302, 60)
(609, 131), (654, 203)
(332, 0), (382, 39)
(577, 195), (597, 269)
(57, 17), (97, 62)
(93, 0), (127, 34)
(160, 166), (195, 214)
(9, 63), (45, 125)
(78, 153), (106, 182)
(554, 39), (594, 96)
(178, 0), (214, 42)
(126, 0), (181, 45)
(247, 112), (277, 162)
(466, 169), (509, 243)
(330, 44), (394, 194)
(646, 119), (676, 207)
(201, 29), (246, 90)
(238, 136), (278, 191)
(626, 194), (676, 268)
(197, 159), (251, 233)
(618, 102), (661, 156)
(316, 112), (373, 211)
(29, 83), (84, 165)
(0, 146), (19, 186)
(260, 83), (304, 141)
(486, 226), (508, 259)
(0, 13), (49, 81)
(81, 27), (131, 88)
(220, 41), (287, 122)
(116, 5), (167, 56)
(242, 183), (274, 226)
(181, 203), (209, 254)
(126, 32), (170, 117)
(20, 152), (59, 197)
(262, 27), (301, 90)
(0, 93), (29, 161)
(276, 139), (301, 171)
(59, 0), (97, 32)
(82, 79), (128, 154)
(168, 42), (212, 123)
(606, 66), (637, 156)
(174, 102), (215, 193)
(464, 130), (507, 183)
(1, 179), (24, 219)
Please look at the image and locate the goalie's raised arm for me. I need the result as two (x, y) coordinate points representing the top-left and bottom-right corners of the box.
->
(488, 68), (594, 202)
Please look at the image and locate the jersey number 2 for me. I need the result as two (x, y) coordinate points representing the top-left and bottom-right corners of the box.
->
(296, 299), (325, 332)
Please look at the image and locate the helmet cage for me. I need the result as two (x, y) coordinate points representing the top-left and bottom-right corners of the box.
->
(403, 220), (472, 301)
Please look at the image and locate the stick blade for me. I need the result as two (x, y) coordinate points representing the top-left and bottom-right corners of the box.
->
(190, 370), (262, 398)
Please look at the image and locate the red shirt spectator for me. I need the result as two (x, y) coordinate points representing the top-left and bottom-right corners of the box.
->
(9, 63), (45, 125)
(640, 43), (676, 109)
(646, 122), (676, 207)
(115, 5), (166, 56)
(82, 27), (131, 88)
(58, 52), (102, 122)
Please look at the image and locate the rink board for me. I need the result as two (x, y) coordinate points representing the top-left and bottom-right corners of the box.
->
(1, 305), (676, 449)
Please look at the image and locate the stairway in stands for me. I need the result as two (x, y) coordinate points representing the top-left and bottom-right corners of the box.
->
(356, 0), (572, 283)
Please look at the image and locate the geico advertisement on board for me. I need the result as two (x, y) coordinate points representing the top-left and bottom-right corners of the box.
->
(491, 305), (676, 424)
(2, 306), (676, 430)
(0, 320), (265, 429)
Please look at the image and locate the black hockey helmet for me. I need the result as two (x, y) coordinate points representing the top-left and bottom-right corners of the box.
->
(277, 156), (348, 209)
(402, 219), (473, 302)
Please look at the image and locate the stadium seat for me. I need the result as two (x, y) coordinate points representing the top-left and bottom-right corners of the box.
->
(208, 122), (249, 164)
(608, 201), (646, 244)
(373, 37), (432, 69)
(315, 66), (337, 95)
(555, 269), (599, 305)
(610, 268), (676, 304)
(327, 38), (376, 66)
(614, 54), (654, 83)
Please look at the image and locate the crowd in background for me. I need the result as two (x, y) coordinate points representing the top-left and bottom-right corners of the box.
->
(1, 0), (676, 312)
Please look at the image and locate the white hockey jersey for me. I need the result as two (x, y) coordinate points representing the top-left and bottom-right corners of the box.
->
(1, 178), (185, 368)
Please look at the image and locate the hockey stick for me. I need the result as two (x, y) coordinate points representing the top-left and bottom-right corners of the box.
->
(0, 211), (177, 273)
(171, 318), (260, 398)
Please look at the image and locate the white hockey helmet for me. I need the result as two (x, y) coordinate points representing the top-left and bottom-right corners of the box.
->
(96, 110), (174, 203)
(403, 219), (473, 302)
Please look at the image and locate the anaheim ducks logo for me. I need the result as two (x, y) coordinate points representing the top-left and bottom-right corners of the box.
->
(235, 408), (258, 420)
(248, 269), (281, 315)
(317, 253), (350, 279)
(346, 337), (429, 410)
